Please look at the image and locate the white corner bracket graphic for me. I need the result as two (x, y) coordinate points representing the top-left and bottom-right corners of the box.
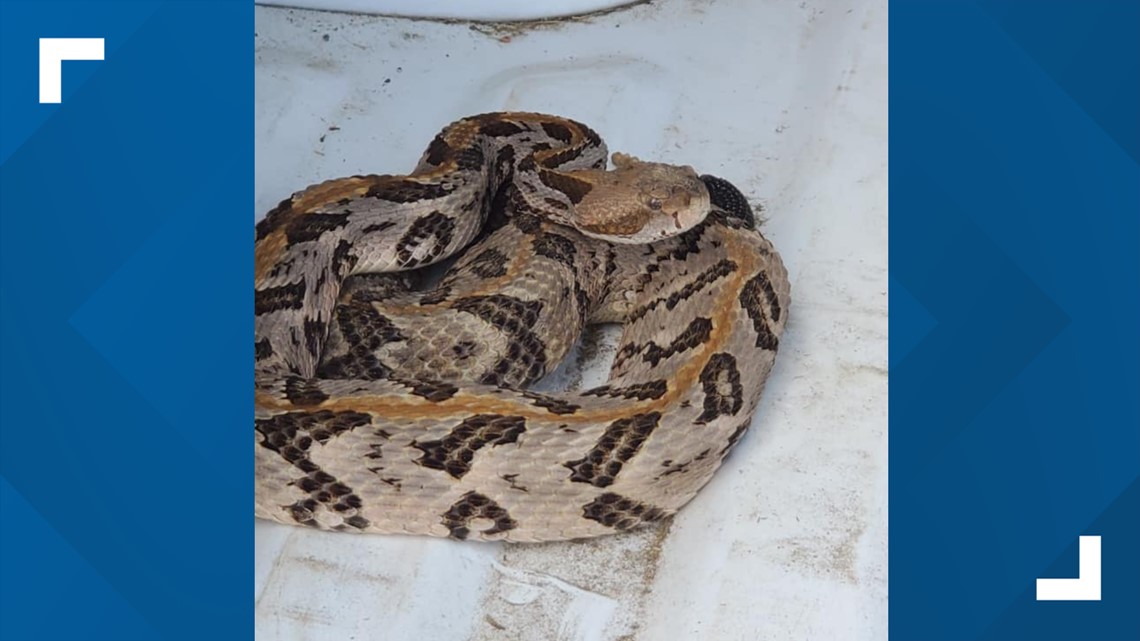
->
(39, 38), (105, 104)
(1036, 535), (1102, 601)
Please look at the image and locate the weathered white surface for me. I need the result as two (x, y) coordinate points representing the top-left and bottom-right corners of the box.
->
(254, 0), (888, 638)
(257, 0), (637, 21)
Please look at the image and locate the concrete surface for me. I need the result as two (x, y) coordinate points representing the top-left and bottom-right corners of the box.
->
(254, 0), (888, 638)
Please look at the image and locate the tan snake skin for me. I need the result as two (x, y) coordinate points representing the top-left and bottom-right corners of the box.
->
(255, 112), (790, 542)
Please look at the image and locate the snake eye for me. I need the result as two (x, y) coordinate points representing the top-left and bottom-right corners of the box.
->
(647, 197), (663, 211)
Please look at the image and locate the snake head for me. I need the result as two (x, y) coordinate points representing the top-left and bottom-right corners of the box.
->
(571, 153), (711, 244)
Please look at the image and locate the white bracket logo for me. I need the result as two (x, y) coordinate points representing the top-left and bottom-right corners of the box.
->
(1036, 535), (1101, 601)
(39, 38), (104, 103)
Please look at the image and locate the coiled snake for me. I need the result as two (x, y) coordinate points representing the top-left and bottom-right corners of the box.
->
(255, 112), (789, 542)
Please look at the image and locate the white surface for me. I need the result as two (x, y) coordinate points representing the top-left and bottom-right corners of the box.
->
(254, 0), (888, 639)
(256, 0), (636, 21)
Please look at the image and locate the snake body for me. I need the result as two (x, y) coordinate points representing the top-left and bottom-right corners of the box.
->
(255, 113), (789, 542)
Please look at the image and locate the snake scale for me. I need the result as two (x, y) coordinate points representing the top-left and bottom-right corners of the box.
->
(255, 112), (790, 542)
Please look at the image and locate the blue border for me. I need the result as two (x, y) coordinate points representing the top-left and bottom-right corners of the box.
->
(1, 2), (251, 639)
(891, 1), (1139, 639)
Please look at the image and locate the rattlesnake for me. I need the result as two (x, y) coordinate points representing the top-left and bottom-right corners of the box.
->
(255, 112), (789, 542)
